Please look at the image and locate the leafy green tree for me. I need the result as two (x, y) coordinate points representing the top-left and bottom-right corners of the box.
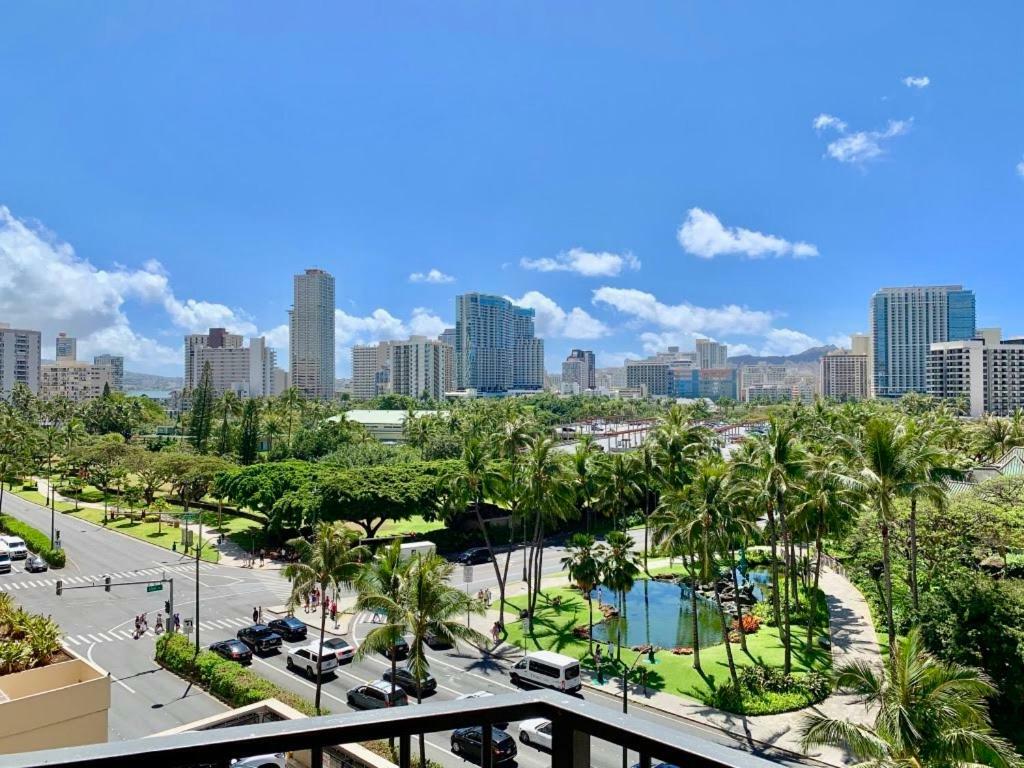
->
(283, 522), (367, 714)
(214, 391), (242, 457)
(594, 451), (642, 532)
(801, 629), (1020, 768)
(163, 453), (233, 514)
(188, 362), (215, 453)
(238, 399), (261, 465)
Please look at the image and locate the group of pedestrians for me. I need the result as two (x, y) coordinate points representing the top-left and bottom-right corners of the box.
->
(476, 588), (492, 606)
(303, 588), (336, 617)
(132, 611), (181, 639)
(133, 613), (148, 639)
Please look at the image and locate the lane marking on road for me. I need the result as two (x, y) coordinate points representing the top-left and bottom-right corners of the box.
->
(85, 642), (136, 695)
(63, 635), (80, 645)
(87, 634), (104, 643)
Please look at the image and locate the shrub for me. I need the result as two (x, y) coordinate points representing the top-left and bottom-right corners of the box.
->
(731, 614), (761, 634)
(0, 513), (66, 567)
(705, 664), (831, 715)
(155, 633), (320, 716)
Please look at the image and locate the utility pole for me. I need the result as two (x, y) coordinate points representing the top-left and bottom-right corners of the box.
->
(195, 512), (202, 655)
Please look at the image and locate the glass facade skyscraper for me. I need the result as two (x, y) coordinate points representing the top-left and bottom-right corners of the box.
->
(289, 269), (335, 400)
(454, 293), (543, 393)
(870, 285), (975, 398)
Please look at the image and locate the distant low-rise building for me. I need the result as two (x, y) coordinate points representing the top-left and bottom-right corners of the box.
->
(820, 346), (869, 401)
(562, 349), (596, 392)
(41, 361), (114, 402)
(92, 354), (124, 392)
(327, 409), (437, 443)
(928, 328), (1024, 417)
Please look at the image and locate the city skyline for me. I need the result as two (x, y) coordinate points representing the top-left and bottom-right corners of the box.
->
(2, 5), (1022, 378)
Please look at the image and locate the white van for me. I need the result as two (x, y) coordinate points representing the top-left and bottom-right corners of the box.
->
(510, 651), (582, 693)
(399, 541), (436, 561)
(0, 542), (11, 574)
(1, 536), (28, 560)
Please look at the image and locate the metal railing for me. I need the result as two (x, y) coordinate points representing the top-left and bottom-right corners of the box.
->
(0, 689), (783, 768)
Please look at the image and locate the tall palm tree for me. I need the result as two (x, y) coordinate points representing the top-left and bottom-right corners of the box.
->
(594, 452), (643, 532)
(733, 416), (807, 674)
(974, 416), (1019, 462)
(597, 530), (641, 662)
(857, 416), (929, 650)
(521, 434), (575, 618)
(277, 387), (304, 453)
(360, 553), (486, 768)
(493, 414), (536, 618)
(801, 629), (1020, 768)
(561, 533), (602, 657)
(282, 522), (368, 714)
(214, 390), (242, 457)
(792, 456), (860, 650)
(570, 436), (601, 533)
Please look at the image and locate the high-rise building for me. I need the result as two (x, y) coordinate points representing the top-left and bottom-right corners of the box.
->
(289, 269), (335, 400)
(820, 347), (869, 401)
(738, 363), (787, 402)
(352, 342), (392, 400)
(389, 336), (453, 401)
(870, 285), (976, 398)
(562, 349), (596, 392)
(625, 359), (673, 397)
(928, 328), (1024, 417)
(55, 332), (76, 362)
(439, 328), (456, 350)
(184, 329), (276, 397)
(695, 339), (728, 369)
(41, 361), (114, 402)
(93, 355), (124, 392)
(454, 293), (544, 393)
(0, 323), (41, 396)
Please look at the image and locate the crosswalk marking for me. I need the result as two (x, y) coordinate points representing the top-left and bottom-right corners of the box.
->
(1, 563), (211, 592)
(60, 616), (253, 648)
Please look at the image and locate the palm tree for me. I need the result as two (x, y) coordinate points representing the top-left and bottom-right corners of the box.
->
(594, 452), (642, 532)
(733, 416), (807, 674)
(561, 533), (601, 657)
(360, 553), (486, 768)
(277, 387), (304, 453)
(974, 416), (1019, 462)
(214, 391), (242, 456)
(282, 522), (368, 714)
(801, 629), (1020, 768)
(570, 436), (601, 533)
(597, 530), (641, 663)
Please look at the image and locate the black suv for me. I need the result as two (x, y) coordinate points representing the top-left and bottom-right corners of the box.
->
(451, 727), (517, 765)
(268, 617), (307, 641)
(455, 547), (492, 565)
(347, 680), (409, 710)
(236, 624), (282, 653)
(382, 666), (437, 695)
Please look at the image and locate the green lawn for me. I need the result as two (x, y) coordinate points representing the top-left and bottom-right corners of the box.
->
(504, 587), (830, 713)
(12, 489), (77, 513)
(379, 515), (446, 536)
(68, 507), (220, 563)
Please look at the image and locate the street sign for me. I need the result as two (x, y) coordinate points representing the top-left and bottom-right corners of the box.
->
(146, 583), (163, 593)
(463, 565), (473, 583)
(181, 513), (198, 522)
(183, 618), (193, 634)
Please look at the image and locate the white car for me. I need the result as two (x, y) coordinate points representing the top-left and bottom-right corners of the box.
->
(518, 718), (552, 750)
(285, 642), (338, 678)
(231, 755), (286, 768)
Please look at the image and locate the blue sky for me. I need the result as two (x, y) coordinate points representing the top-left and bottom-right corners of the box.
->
(2, 2), (1023, 377)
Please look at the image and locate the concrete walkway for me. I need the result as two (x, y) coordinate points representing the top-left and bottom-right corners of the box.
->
(478, 565), (881, 766)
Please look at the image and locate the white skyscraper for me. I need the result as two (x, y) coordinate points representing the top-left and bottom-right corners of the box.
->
(93, 354), (124, 392)
(184, 329), (276, 397)
(695, 338), (728, 369)
(389, 336), (453, 401)
(0, 323), (41, 396)
(55, 332), (76, 362)
(352, 342), (392, 400)
(289, 269), (335, 400)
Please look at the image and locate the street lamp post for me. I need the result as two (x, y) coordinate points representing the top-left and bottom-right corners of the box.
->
(621, 649), (655, 768)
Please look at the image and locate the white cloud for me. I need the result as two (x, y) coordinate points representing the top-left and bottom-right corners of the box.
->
(409, 307), (448, 338)
(902, 75), (930, 89)
(814, 114), (912, 165)
(1016, 157), (1024, 178)
(592, 287), (774, 336)
(596, 350), (641, 368)
(677, 208), (819, 260)
(409, 268), (454, 284)
(759, 328), (823, 356)
(509, 291), (609, 339)
(520, 248), (641, 277)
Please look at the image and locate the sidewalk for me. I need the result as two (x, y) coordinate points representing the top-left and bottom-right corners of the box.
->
(263, 595), (358, 638)
(480, 565), (880, 766)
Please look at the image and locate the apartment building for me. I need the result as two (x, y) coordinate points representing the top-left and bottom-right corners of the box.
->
(820, 347), (869, 401)
(41, 361), (114, 402)
(289, 268), (335, 400)
(928, 328), (1024, 417)
(92, 355), (124, 392)
(695, 338), (728, 369)
(185, 329), (277, 397)
(0, 323), (41, 396)
(454, 293), (544, 393)
(388, 336), (453, 400)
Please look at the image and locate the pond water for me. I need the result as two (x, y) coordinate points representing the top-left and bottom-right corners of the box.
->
(589, 567), (771, 650)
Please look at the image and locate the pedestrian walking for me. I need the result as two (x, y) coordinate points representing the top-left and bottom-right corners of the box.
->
(133, 615), (141, 639)
(155, 613), (164, 634)
(606, 639), (614, 659)
(174, 613), (181, 631)
(259, 548), (265, 567)
(252, 606), (259, 624)
(485, 587), (492, 606)
(490, 621), (501, 645)
(258, 606), (263, 624)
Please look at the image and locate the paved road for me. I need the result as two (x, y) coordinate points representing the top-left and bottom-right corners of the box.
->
(1, 493), (802, 768)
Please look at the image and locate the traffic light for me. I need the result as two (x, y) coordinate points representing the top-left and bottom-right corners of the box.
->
(104, 576), (111, 592)
(55, 580), (62, 597)
(164, 600), (171, 614)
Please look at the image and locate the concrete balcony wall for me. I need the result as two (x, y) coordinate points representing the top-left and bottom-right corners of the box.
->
(0, 656), (110, 754)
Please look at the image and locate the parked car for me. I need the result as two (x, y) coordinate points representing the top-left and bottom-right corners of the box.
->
(455, 547), (492, 565)
(1, 536), (28, 560)
(236, 624), (282, 654)
(381, 636), (410, 660)
(346, 679), (409, 710)
(267, 617), (307, 642)
(24, 553), (48, 573)
(382, 665), (437, 695)
(230, 755), (286, 768)
(209, 639), (252, 664)
(320, 636), (357, 663)
(286, 642), (339, 678)
(0, 543), (10, 574)
(450, 726), (517, 765)
(424, 629), (451, 649)
(518, 718), (552, 750)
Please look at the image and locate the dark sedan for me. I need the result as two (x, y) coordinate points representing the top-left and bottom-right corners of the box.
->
(209, 639), (252, 664)
(268, 617), (307, 641)
(382, 666), (437, 695)
(455, 547), (493, 565)
(451, 727), (517, 765)
(382, 637), (410, 660)
(24, 554), (48, 573)
(236, 624), (283, 654)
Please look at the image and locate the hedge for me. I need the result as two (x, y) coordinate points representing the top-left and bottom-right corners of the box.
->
(0, 514), (66, 568)
(155, 633), (320, 716)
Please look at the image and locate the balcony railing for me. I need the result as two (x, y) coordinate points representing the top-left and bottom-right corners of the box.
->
(0, 689), (784, 768)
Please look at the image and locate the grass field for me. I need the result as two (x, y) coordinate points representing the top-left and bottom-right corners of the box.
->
(68, 507), (220, 563)
(12, 489), (78, 513)
(504, 587), (830, 712)
(379, 515), (447, 536)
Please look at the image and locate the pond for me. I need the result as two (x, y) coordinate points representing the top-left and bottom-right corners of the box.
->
(589, 567), (771, 650)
